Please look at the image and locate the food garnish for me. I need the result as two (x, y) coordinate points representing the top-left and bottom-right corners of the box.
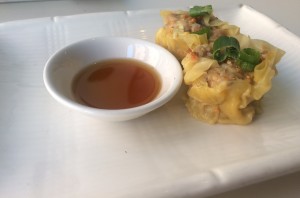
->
(189, 5), (213, 17)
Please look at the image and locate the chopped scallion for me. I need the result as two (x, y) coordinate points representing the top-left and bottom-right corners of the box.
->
(213, 36), (240, 62)
(239, 48), (261, 65)
(237, 48), (261, 72)
(239, 61), (256, 72)
(192, 27), (211, 38)
(189, 5), (213, 17)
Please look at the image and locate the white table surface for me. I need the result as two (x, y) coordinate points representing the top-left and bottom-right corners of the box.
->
(1, 0), (300, 198)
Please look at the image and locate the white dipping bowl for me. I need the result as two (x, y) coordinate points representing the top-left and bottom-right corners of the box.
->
(43, 37), (182, 121)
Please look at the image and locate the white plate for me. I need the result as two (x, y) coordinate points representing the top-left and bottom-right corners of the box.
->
(0, 4), (300, 198)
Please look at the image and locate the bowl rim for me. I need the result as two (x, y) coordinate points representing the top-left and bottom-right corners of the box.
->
(43, 36), (183, 117)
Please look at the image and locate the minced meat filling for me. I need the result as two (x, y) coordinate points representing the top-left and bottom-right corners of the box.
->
(164, 10), (262, 87)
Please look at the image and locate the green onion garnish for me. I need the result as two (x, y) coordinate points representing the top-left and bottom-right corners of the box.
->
(239, 48), (261, 65)
(192, 27), (212, 38)
(239, 61), (255, 72)
(213, 36), (240, 62)
(189, 5), (213, 17)
(212, 36), (261, 72)
(237, 48), (261, 72)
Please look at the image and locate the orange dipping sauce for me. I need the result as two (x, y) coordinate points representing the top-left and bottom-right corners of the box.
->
(73, 58), (161, 109)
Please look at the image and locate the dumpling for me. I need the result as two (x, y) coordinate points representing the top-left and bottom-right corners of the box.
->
(156, 7), (240, 60)
(156, 5), (285, 124)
